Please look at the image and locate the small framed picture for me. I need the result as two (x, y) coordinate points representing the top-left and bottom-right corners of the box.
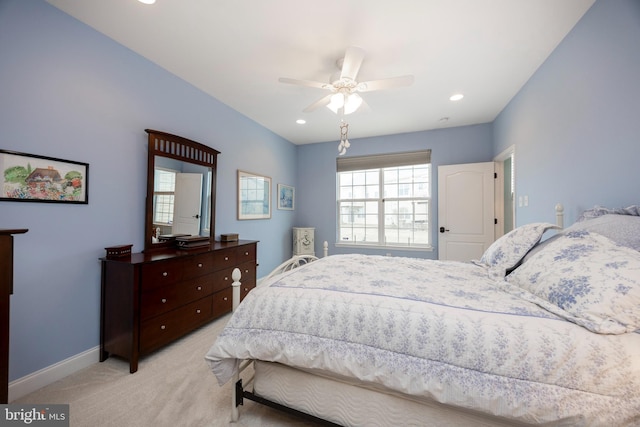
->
(277, 184), (295, 210)
(0, 149), (89, 204)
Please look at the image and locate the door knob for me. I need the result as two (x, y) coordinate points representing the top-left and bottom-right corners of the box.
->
(439, 227), (450, 233)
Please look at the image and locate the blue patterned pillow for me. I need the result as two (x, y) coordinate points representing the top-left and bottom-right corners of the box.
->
(507, 231), (640, 334)
(478, 222), (559, 276)
(565, 214), (640, 251)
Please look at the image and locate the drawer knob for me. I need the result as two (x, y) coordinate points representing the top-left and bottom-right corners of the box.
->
(244, 269), (249, 273)
(197, 286), (202, 291)
(245, 251), (249, 256)
(224, 276), (228, 281)
(198, 263), (203, 268)
(162, 272), (168, 277)
(244, 287), (248, 291)
(223, 297), (228, 301)
(160, 325), (166, 330)
(196, 309), (201, 314)
(161, 298), (167, 303)
(224, 256), (229, 261)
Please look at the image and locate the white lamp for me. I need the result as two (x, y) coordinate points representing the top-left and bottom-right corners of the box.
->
(343, 93), (362, 115)
(327, 93), (345, 114)
(326, 90), (362, 115)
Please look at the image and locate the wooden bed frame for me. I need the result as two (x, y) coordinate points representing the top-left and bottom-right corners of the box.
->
(225, 205), (566, 425)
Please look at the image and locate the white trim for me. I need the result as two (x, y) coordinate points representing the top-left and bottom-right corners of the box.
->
(8, 345), (100, 402)
(335, 243), (433, 252)
(493, 145), (516, 239)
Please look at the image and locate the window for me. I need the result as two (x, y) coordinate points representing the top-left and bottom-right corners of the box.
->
(337, 150), (431, 249)
(153, 168), (176, 225)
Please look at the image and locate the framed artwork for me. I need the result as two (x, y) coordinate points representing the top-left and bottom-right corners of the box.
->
(0, 149), (89, 204)
(277, 184), (295, 210)
(237, 170), (271, 220)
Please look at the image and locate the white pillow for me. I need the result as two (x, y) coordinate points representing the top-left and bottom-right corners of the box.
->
(507, 230), (640, 334)
(478, 222), (559, 276)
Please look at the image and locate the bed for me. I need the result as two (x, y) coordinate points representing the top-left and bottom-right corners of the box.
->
(205, 205), (640, 426)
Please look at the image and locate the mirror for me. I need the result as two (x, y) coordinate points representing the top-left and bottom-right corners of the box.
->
(144, 129), (219, 252)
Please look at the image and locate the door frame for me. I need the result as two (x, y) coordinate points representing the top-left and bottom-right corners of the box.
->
(493, 145), (516, 240)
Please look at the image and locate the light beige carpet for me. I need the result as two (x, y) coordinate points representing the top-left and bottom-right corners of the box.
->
(13, 314), (321, 427)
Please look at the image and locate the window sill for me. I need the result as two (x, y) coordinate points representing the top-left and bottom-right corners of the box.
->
(335, 242), (433, 252)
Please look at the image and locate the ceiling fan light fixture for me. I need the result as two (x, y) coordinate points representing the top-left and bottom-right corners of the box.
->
(343, 93), (363, 115)
(327, 93), (345, 114)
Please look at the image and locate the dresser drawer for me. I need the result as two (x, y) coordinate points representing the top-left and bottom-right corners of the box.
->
(140, 275), (214, 320)
(212, 287), (233, 317)
(140, 297), (212, 354)
(141, 260), (183, 290)
(182, 252), (216, 280)
(240, 283), (255, 302)
(213, 249), (236, 270)
(236, 244), (256, 263)
(211, 267), (237, 293)
(236, 260), (256, 287)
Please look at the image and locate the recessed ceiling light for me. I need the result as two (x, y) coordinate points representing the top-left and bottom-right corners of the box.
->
(138, 0), (156, 4)
(296, 119), (306, 125)
(449, 94), (464, 101)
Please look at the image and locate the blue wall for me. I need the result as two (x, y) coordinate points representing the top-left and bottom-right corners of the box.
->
(493, 0), (640, 225)
(296, 124), (494, 258)
(0, 0), (296, 381)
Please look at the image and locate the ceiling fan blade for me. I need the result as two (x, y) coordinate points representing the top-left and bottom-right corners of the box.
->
(356, 75), (414, 92)
(279, 77), (331, 90)
(303, 93), (334, 112)
(340, 46), (365, 81)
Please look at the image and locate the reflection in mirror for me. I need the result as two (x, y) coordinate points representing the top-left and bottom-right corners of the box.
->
(151, 156), (212, 243)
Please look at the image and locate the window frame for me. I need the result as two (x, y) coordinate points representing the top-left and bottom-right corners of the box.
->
(153, 167), (177, 226)
(336, 150), (432, 251)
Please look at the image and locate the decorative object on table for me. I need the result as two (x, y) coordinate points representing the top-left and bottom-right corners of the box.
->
(237, 170), (271, 220)
(0, 149), (88, 204)
(277, 184), (295, 210)
(104, 244), (133, 259)
(293, 227), (315, 256)
(220, 233), (239, 242)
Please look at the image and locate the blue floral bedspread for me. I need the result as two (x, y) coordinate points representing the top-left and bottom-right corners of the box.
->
(205, 254), (640, 425)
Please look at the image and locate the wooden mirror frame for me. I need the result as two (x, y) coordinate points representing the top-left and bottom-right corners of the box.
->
(144, 129), (219, 252)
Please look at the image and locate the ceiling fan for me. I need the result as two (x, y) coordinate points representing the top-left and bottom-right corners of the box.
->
(279, 46), (414, 115)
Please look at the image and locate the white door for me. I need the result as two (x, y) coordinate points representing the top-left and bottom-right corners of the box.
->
(438, 162), (495, 261)
(173, 173), (203, 235)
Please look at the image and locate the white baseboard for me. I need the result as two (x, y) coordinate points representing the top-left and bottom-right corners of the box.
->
(8, 346), (101, 402)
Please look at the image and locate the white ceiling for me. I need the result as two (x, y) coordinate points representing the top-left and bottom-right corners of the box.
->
(46, 0), (594, 145)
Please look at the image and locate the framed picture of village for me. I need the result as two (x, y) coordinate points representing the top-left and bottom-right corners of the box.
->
(0, 150), (89, 204)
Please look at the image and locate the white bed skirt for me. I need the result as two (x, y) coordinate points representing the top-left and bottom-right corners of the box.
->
(252, 361), (531, 427)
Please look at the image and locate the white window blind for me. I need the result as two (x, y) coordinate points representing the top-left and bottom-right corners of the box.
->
(336, 150), (431, 172)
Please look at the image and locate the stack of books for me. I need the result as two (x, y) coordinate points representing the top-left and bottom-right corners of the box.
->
(175, 235), (210, 249)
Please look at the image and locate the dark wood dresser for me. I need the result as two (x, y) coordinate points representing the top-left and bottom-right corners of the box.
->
(100, 240), (257, 373)
(1, 228), (28, 403)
